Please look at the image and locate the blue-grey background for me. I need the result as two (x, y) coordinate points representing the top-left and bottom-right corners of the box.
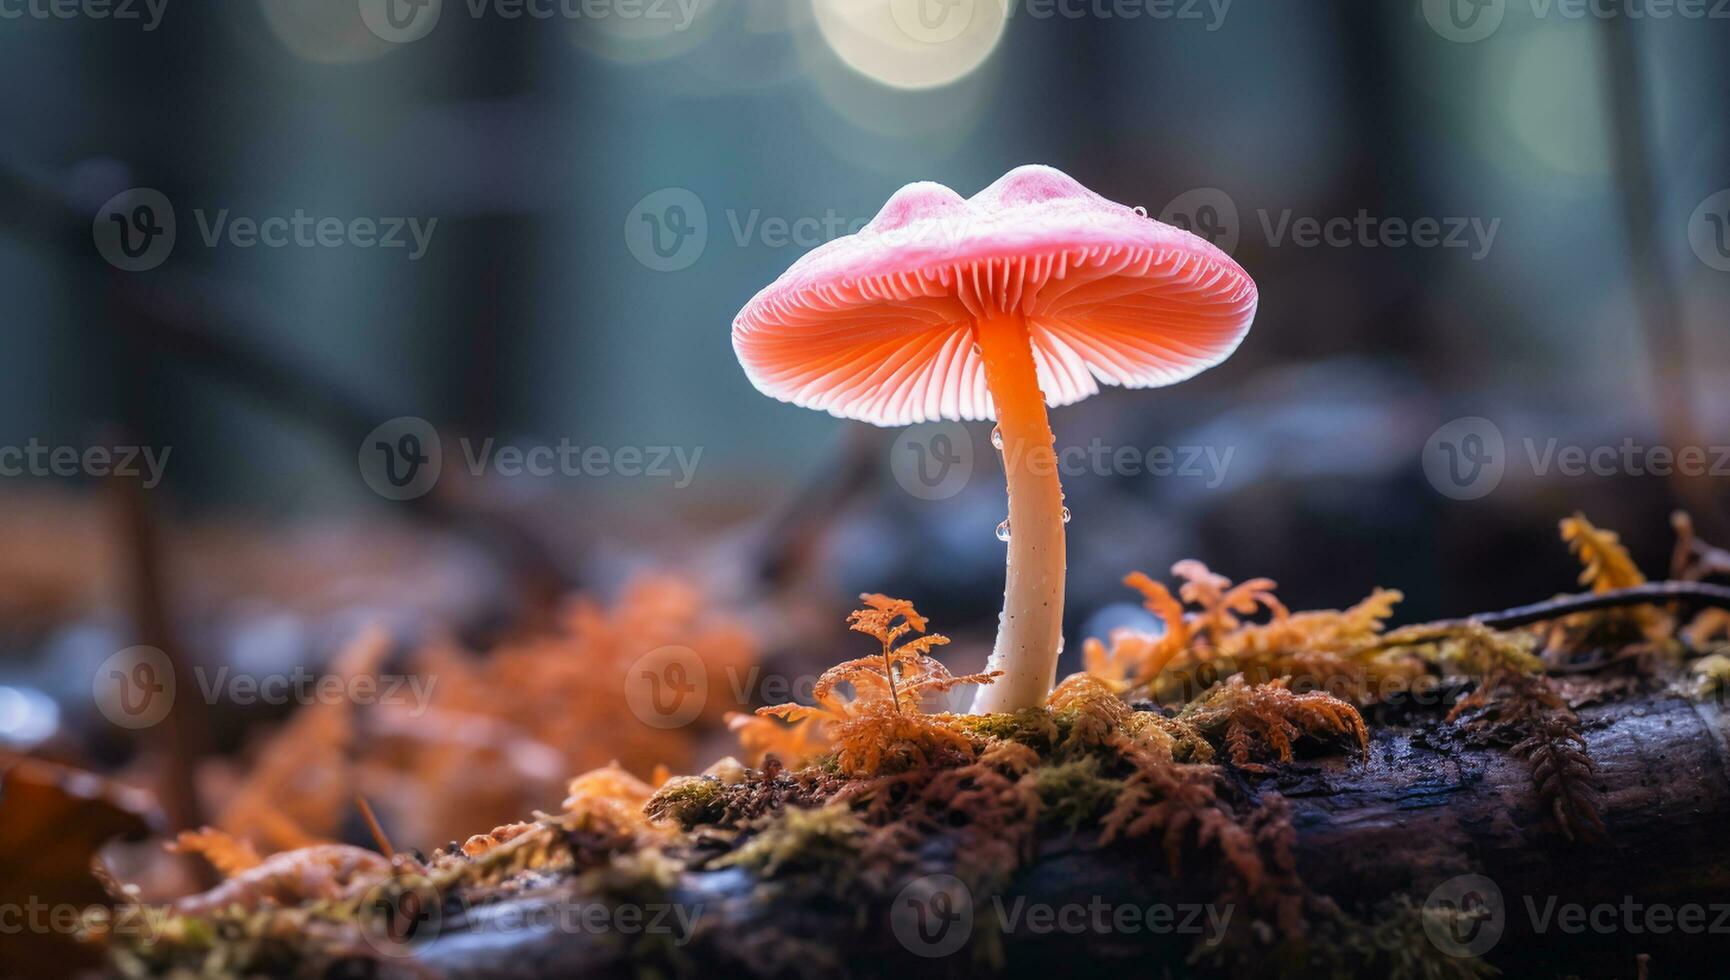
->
(2, 0), (1727, 689)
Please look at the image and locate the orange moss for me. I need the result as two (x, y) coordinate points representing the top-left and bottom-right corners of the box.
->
(168, 828), (262, 877)
(1085, 563), (1411, 705)
(1546, 513), (1669, 652)
(1181, 677), (1368, 772)
(1083, 572), (1189, 690)
(205, 576), (756, 856)
(749, 594), (998, 775)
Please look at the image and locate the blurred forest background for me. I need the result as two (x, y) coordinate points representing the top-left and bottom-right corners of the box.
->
(1, 0), (1727, 861)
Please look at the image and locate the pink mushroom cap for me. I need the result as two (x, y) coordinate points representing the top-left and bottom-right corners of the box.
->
(732, 165), (1258, 426)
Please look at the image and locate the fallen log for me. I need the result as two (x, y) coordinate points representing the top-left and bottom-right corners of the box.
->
(365, 684), (1730, 980)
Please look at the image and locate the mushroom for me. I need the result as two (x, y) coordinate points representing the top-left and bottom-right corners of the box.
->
(732, 165), (1257, 713)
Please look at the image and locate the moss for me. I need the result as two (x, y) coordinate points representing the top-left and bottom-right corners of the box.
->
(711, 805), (866, 879)
(1321, 899), (1499, 980)
(644, 775), (726, 829)
(1031, 756), (1122, 832)
(1204, 899), (1498, 980)
(951, 707), (1064, 752)
(1690, 652), (1730, 699)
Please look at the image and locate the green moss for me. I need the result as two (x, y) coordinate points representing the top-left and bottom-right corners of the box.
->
(1032, 756), (1122, 832)
(644, 775), (726, 829)
(711, 805), (865, 879)
(952, 707), (1064, 751)
(1690, 652), (1730, 699)
(1214, 899), (1498, 980)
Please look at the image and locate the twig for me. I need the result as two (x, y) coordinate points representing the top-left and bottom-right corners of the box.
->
(1435, 581), (1730, 632)
(355, 795), (396, 857)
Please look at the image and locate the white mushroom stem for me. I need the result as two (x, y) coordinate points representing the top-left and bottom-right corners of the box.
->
(969, 312), (1066, 714)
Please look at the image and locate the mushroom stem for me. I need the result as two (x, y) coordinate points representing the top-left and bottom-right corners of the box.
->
(969, 312), (1066, 714)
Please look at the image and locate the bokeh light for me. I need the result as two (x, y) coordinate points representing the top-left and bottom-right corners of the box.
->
(258, 0), (398, 64)
(811, 0), (1008, 90)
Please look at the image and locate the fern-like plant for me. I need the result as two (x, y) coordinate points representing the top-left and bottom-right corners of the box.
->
(739, 595), (999, 775)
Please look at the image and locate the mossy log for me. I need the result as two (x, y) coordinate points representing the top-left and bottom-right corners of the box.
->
(375, 687), (1730, 980)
